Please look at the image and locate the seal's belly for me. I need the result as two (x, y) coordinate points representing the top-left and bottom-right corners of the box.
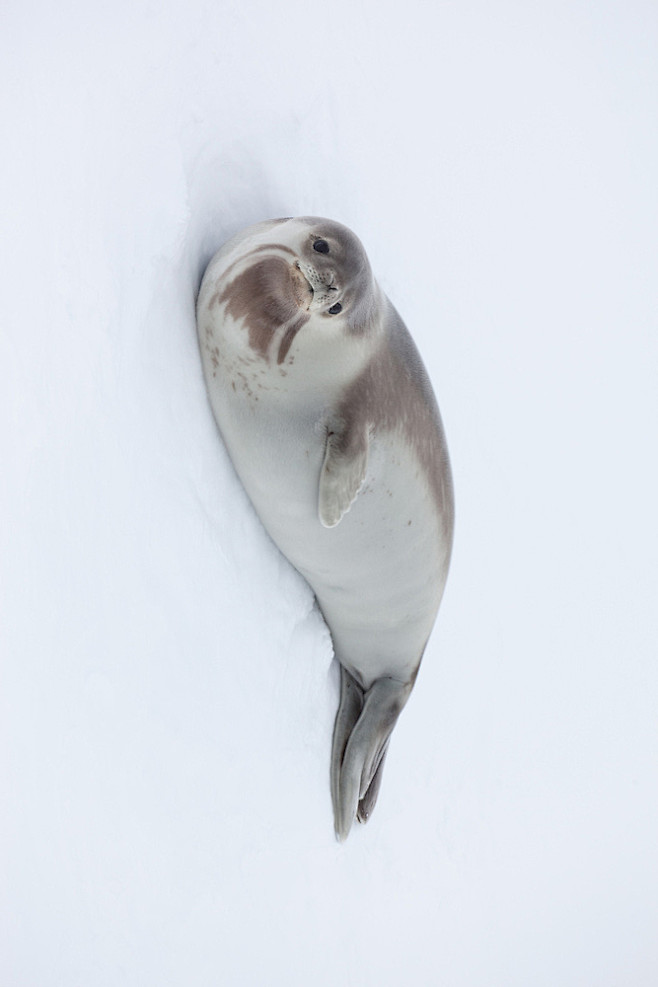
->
(216, 394), (448, 687)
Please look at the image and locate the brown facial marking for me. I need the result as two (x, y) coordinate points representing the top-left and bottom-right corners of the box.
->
(211, 242), (296, 299)
(219, 256), (310, 361)
(277, 319), (305, 364)
(207, 240), (287, 302)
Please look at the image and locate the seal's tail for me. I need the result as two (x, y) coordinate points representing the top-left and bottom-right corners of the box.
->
(330, 666), (410, 841)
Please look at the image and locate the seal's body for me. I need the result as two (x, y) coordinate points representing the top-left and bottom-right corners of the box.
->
(197, 217), (453, 839)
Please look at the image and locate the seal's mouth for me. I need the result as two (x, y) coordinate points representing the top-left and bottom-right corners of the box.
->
(295, 261), (339, 311)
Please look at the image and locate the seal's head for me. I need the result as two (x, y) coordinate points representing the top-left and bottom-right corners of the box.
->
(294, 217), (377, 334)
(213, 217), (379, 367)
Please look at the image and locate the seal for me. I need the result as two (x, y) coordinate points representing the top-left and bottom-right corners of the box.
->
(196, 217), (454, 840)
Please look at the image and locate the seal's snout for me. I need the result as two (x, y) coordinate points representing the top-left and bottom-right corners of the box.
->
(297, 261), (340, 311)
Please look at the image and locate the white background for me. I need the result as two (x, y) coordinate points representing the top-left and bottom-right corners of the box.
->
(2, 1), (657, 984)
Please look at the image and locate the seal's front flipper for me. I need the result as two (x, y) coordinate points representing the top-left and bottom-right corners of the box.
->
(333, 676), (410, 841)
(318, 424), (370, 528)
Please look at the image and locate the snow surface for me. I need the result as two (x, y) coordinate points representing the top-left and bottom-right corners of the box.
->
(2, 1), (658, 984)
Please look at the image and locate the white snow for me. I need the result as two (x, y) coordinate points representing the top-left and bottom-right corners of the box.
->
(2, 1), (657, 984)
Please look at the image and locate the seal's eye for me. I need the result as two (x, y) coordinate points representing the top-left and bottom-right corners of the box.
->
(328, 302), (342, 315)
(313, 239), (330, 254)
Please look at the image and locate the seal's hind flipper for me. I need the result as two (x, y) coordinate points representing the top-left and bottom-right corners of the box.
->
(357, 741), (390, 823)
(330, 666), (364, 820)
(333, 676), (410, 841)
